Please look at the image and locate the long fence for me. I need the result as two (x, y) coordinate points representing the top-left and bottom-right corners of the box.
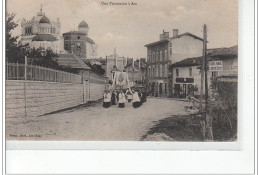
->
(6, 62), (107, 118)
(6, 62), (82, 84)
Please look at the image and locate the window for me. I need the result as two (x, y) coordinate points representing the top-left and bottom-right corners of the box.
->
(165, 64), (168, 78)
(160, 51), (162, 61)
(169, 43), (172, 55)
(152, 53), (155, 63)
(25, 27), (32, 35)
(77, 36), (81, 39)
(189, 68), (192, 77)
(162, 64), (165, 78)
(212, 71), (218, 77)
(65, 43), (68, 50)
(76, 43), (81, 52)
(157, 65), (160, 77)
(176, 69), (179, 77)
(155, 66), (157, 77)
(165, 50), (168, 60)
(160, 65), (162, 78)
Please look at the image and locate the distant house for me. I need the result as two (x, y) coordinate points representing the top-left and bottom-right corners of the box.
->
(124, 58), (147, 86)
(145, 29), (204, 97)
(170, 45), (238, 98)
(57, 53), (91, 74)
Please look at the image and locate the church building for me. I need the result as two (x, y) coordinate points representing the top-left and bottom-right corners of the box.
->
(63, 20), (97, 59)
(106, 48), (127, 80)
(20, 5), (64, 53)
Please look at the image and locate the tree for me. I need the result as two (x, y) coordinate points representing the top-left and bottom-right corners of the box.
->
(27, 48), (59, 68)
(6, 12), (20, 62)
(6, 12), (61, 70)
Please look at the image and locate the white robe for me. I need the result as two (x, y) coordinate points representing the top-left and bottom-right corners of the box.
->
(104, 93), (111, 102)
(118, 93), (126, 103)
(132, 92), (140, 102)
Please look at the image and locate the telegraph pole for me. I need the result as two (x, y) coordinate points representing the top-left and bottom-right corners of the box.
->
(199, 30), (205, 112)
(203, 24), (213, 141)
(24, 56), (27, 117)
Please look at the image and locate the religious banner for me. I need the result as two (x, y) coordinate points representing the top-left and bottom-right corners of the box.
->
(111, 71), (130, 89)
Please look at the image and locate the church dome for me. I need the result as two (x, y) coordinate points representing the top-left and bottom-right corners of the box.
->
(78, 20), (88, 28)
(39, 15), (50, 23)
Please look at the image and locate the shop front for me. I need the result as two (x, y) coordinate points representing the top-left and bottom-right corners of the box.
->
(148, 79), (168, 97)
(173, 77), (198, 98)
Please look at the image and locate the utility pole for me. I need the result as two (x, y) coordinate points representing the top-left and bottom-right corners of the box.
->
(24, 56), (27, 117)
(203, 24), (213, 141)
(199, 30), (205, 112)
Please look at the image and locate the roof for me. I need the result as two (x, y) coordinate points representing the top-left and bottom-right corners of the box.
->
(171, 45), (238, 68)
(32, 34), (57, 41)
(171, 56), (203, 67)
(85, 37), (95, 44)
(144, 39), (169, 47)
(62, 31), (95, 44)
(175, 32), (204, 41)
(39, 15), (50, 23)
(208, 45), (238, 56)
(145, 32), (204, 47)
(57, 53), (91, 70)
(78, 20), (89, 28)
(63, 31), (86, 35)
(125, 59), (146, 70)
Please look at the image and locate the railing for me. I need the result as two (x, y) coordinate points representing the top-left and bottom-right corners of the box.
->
(6, 62), (82, 84)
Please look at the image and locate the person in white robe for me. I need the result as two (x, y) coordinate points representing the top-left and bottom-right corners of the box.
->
(118, 90), (126, 108)
(103, 90), (111, 108)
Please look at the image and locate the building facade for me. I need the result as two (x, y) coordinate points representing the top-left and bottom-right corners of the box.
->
(124, 58), (147, 87)
(170, 45), (238, 98)
(63, 20), (97, 59)
(145, 29), (203, 97)
(105, 48), (127, 80)
(20, 6), (64, 53)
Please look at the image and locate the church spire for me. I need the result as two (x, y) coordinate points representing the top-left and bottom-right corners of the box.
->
(40, 4), (43, 13)
(114, 46), (117, 67)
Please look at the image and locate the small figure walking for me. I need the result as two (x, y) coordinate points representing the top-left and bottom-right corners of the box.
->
(131, 89), (141, 108)
(126, 89), (133, 103)
(111, 91), (117, 105)
(118, 90), (126, 108)
(103, 90), (111, 108)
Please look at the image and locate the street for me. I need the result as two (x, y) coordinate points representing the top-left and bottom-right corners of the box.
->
(6, 98), (188, 141)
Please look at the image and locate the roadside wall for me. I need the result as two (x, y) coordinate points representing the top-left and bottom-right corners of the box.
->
(87, 71), (107, 101)
(6, 80), (84, 118)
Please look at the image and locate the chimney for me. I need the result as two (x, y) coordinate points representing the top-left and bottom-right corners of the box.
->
(159, 30), (166, 40)
(164, 32), (169, 39)
(173, 29), (178, 37)
(160, 34), (164, 40)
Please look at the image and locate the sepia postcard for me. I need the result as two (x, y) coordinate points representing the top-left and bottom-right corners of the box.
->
(5, 0), (238, 144)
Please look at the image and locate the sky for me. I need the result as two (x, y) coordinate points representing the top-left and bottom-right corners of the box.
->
(6, 0), (238, 59)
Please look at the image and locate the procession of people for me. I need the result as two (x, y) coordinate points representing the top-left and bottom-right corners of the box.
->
(103, 88), (147, 109)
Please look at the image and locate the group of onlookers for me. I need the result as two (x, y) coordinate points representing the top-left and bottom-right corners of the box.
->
(103, 88), (147, 109)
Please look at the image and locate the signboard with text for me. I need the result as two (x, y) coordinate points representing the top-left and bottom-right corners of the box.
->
(209, 61), (223, 71)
